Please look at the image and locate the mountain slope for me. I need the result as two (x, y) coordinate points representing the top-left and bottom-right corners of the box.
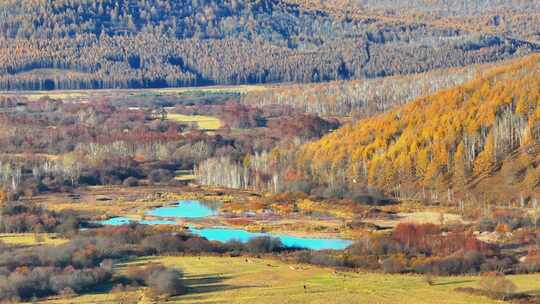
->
(299, 54), (540, 203)
(288, 0), (540, 43)
(0, 0), (537, 90)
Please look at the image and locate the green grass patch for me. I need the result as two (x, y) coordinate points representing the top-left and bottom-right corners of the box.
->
(0, 233), (67, 246)
(38, 256), (540, 303)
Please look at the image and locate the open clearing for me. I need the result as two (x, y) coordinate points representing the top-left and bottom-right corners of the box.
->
(2, 84), (268, 102)
(39, 256), (540, 304)
(167, 113), (222, 130)
(0, 233), (67, 246)
(364, 211), (465, 229)
(175, 169), (196, 181)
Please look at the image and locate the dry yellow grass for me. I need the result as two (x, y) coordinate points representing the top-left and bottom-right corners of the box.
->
(0, 233), (67, 245)
(175, 170), (196, 181)
(33, 186), (187, 221)
(38, 256), (540, 304)
(4, 84), (269, 102)
(364, 211), (465, 228)
(167, 113), (222, 130)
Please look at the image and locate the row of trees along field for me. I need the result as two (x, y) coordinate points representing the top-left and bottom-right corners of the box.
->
(196, 54), (540, 206)
(0, 0), (537, 90)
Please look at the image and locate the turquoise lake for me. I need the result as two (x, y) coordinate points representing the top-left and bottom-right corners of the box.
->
(146, 200), (219, 218)
(100, 200), (353, 250)
(190, 227), (353, 250)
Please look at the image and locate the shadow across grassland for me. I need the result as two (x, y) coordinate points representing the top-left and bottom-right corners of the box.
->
(182, 273), (259, 295)
(433, 279), (475, 286)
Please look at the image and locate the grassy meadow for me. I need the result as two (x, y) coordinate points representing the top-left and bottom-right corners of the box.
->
(0, 233), (67, 246)
(37, 256), (540, 304)
(3, 85), (268, 102)
(167, 113), (222, 130)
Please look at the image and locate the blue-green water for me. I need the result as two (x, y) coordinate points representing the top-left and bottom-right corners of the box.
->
(190, 227), (353, 250)
(99, 200), (353, 250)
(146, 200), (219, 218)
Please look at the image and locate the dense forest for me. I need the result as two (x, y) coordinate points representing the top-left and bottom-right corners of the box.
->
(290, 0), (540, 43)
(0, 0), (537, 90)
(297, 0), (540, 15)
(196, 54), (540, 205)
(297, 54), (540, 203)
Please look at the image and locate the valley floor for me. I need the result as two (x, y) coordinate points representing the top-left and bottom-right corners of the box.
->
(39, 256), (540, 304)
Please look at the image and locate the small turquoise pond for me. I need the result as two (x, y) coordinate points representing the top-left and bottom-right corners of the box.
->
(146, 200), (219, 218)
(190, 227), (353, 250)
(99, 200), (353, 250)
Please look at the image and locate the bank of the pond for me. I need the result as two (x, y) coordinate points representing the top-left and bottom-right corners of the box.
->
(99, 200), (353, 250)
(147, 199), (220, 218)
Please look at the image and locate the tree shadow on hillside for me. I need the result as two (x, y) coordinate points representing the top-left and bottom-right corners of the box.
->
(520, 289), (540, 296)
(182, 273), (258, 296)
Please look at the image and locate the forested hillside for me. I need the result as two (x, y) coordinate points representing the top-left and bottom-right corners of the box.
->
(290, 0), (540, 40)
(304, 0), (540, 15)
(297, 54), (540, 204)
(0, 0), (537, 90)
(197, 54), (540, 204)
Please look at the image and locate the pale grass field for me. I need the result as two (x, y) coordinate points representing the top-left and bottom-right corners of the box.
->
(3, 84), (268, 101)
(0, 233), (67, 245)
(167, 113), (222, 130)
(175, 170), (196, 181)
(38, 256), (540, 304)
(364, 211), (466, 228)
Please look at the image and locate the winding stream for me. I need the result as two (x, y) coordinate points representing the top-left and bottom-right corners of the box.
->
(100, 200), (353, 250)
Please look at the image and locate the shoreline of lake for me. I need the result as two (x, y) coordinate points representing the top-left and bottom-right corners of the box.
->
(98, 200), (354, 250)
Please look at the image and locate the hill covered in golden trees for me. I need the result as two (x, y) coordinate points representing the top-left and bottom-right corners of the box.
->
(299, 54), (540, 205)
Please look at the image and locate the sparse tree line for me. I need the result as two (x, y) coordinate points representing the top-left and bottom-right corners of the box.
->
(0, 0), (537, 90)
(241, 64), (479, 116)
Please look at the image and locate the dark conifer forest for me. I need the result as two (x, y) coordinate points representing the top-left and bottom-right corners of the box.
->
(0, 0), (538, 90)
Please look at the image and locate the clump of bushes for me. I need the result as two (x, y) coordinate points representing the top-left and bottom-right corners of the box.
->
(0, 266), (112, 301)
(475, 209), (539, 232)
(126, 264), (186, 297)
(288, 222), (530, 276)
(479, 272), (517, 296)
(148, 169), (173, 184)
(0, 202), (80, 234)
(246, 236), (284, 253)
(455, 272), (528, 301)
(123, 176), (139, 187)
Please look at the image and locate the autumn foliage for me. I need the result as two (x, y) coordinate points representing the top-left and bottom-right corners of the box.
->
(299, 54), (540, 201)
